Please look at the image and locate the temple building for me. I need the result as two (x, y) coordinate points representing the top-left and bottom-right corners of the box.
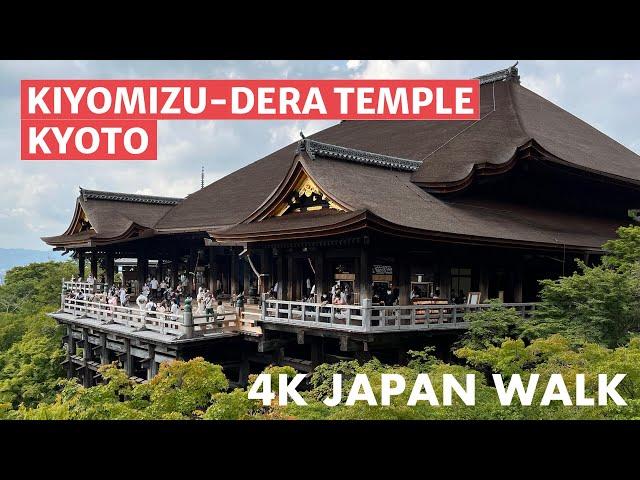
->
(43, 65), (640, 385)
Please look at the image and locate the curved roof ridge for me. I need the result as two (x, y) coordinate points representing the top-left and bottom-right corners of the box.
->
(301, 138), (422, 172)
(79, 187), (182, 205)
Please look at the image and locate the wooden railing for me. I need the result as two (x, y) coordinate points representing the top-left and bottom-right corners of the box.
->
(62, 297), (238, 338)
(63, 296), (184, 336)
(261, 299), (537, 333)
(262, 300), (368, 331)
(61, 294), (258, 338)
(63, 280), (105, 294)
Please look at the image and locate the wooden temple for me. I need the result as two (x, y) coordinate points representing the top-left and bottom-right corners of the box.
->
(43, 65), (640, 386)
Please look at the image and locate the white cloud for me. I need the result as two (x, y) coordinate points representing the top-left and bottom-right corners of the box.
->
(351, 60), (467, 79)
(1, 59), (640, 248)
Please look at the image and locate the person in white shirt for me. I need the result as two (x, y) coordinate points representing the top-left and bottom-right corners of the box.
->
(86, 274), (95, 286)
(215, 300), (226, 317)
(150, 277), (159, 299)
(159, 279), (168, 298)
(136, 293), (147, 311)
(142, 283), (150, 297)
(119, 287), (128, 306)
(170, 300), (179, 315)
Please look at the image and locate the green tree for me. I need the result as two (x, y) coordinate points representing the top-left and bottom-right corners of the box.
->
(526, 226), (640, 347)
(456, 301), (525, 349)
(0, 308), (64, 408)
(0, 260), (76, 314)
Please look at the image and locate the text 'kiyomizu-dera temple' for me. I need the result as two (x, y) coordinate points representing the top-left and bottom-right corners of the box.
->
(43, 65), (640, 386)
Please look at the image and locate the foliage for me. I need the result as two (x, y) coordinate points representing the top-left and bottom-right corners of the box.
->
(601, 225), (640, 269)
(133, 358), (228, 418)
(456, 301), (525, 349)
(0, 307), (64, 408)
(530, 263), (640, 347)
(0, 260), (76, 314)
(524, 226), (640, 348)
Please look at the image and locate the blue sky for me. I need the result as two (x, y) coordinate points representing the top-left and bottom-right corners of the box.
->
(2, 60), (640, 249)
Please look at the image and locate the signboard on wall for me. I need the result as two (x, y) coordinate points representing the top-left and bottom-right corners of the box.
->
(372, 265), (392, 275)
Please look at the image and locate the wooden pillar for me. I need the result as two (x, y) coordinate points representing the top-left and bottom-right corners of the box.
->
(479, 268), (489, 303)
(78, 251), (85, 279)
(147, 344), (157, 380)
(66, 325), (75, 378)
(243, 256), (251, 295)
(208, 247), (216, 293)
(157, 258), (164, 283)
(123, 339), (133, 377)
(439, 261), (451, 301)
(171, 251), (180, 289)
(310, 338), (324, 368)
(513, 263), (524, 303)
(137, 247), (148, 289)
(90, 251), (98, 279)
(276, 253), (284, 299)
(187, 247), (195, 295)
(230, 250), (239, 296)
(259, 249), (271, 295)
(286, 255), (294, 301)
(397, 254), (410, 305)
(99, 333), (109, 365)
(105, 250), (115, 286)
(82, 328), (92, 387)
(315, 249), (325, 302)
(359, 245), (371, 303)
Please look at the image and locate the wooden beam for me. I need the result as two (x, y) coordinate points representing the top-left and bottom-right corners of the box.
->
(230, 249), (239, 296)
(314, 249), (325, 302)
(78, 251), (85, 279)
(286, 255), (294, 301)
(208, 246), (216, 293)
(359, 245), (371, 302)
(105, 250), (115, 286)
(90, 251), (98, 280)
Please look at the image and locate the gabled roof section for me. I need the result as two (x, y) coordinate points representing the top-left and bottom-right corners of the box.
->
(42, 188), (183, 248)
(241, 156), (350, 224)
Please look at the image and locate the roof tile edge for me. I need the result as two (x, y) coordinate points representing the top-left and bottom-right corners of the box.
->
(79, 188), (182, 206)
(475, 62), (520, 85)
(298, 139), (422, 172)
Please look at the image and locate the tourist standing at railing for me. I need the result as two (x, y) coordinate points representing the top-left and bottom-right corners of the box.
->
(205, 294), (215, 316)
(216, 299), (226, 317)
(176, 284), (183, 306)
(108, 293), (118, 313)
(119, 287), (128, 307)
(159, 279), (167, 298)
(86, 274), (95, 289)
(136, 293), (147, 311)
(150, 277), (159, 299)
(235, 291), (245, 318)
(170, 298), (180, 315)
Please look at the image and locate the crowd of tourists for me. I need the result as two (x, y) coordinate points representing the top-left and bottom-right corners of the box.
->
(65, 274), (233, 320)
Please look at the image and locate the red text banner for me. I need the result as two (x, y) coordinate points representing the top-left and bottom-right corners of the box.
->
(20, 79), (480, 160)
(21, 119), (157, 160)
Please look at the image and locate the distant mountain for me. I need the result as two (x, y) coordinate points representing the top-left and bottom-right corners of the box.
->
(0, 248), (67, 284)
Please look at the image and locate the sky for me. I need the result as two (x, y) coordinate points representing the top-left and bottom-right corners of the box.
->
(2, 59), (640, 250)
